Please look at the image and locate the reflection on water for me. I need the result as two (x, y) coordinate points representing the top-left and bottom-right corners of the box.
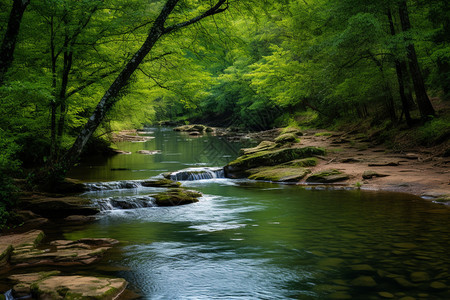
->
(68, 127), (244, 182)
(64, 128), (449, 299)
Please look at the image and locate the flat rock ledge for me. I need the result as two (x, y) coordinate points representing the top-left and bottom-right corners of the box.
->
(11, 238), (118, 269)
(19, 195), (99, 219)
(9, 271), (127, 300)
(0, 230), (44, 269)
(1, 230), (118, 270)
(1, 231), (127, 299)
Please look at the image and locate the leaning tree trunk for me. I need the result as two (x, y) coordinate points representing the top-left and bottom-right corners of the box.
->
(0, 0), (30, 85)
(59, 0), (228, 172)
(398, 0), (435, 119)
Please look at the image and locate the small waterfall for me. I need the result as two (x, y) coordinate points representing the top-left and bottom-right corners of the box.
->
(167, 167), (225, 181)
(84, 180), (143, 191)
(92, 196), (156, 211)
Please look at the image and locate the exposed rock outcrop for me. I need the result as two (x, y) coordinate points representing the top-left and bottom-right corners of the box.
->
(248, 166), (311, 182)
(11, 237), (119, 268)
(19, 195), (99, 219)
(305, 169), (350, 183)
(225, 146), (325, 178)
(142, 178), (181, 188)
(174, 124), (214, 133)
(9, 272), (128, 300)
(152, 188), (202, 206)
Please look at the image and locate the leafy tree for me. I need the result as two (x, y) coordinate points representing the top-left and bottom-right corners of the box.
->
(0, 0), (30, 84)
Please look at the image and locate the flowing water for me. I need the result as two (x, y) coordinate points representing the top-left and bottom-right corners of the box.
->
(58, 128), (450, 299)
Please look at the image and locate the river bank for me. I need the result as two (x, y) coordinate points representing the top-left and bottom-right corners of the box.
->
(170, 124), (449, 204)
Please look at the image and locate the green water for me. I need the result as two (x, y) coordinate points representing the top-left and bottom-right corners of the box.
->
(64, 128), (450, 299)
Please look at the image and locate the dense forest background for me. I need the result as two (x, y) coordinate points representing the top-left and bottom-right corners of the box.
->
(0, 0), (449, 226)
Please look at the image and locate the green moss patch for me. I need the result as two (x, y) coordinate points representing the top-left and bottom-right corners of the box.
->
(141, 179), (181, 188)
(275, 133), (300, 145)
(241, 141), (277, 155)
(152, 188), (201, 206)
(248, 167), (310, 182)
(306, 169), (350, 183)
(281, 126), (303, 136)
(227, 146), (325, 172)
(282, 157), (318, 167)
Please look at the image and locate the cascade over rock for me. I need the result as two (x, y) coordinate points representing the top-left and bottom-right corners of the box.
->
(163, 167), (225, 181)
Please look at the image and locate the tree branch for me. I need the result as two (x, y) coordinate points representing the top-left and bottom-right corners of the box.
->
(163, 0), (228, 34)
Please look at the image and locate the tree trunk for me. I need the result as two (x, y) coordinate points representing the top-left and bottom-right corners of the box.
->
(0, 0), (30, 85)
(398, 0), (435, 119)
(50, 16), (58, 160)
(60, 0), (228, 171)
(56, 50), (73, 154)
(367, 52), (397, 122)
(387, 8), (412, 127)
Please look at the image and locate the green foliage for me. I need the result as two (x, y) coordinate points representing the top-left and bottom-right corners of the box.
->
(0, 131), (20, 229)
(416, 116), (450, 146)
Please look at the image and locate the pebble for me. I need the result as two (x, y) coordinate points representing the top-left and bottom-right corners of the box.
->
(410, 271), (430, 282)
(430, 281), (447, 289)
(318, 258), (344, 267)
(378, 291), (394, 298)
(394, 277), (416, 288)
(350, 276), (377, 287)
(329, 292), (352, 299)
(417, 294), (429, 298)
(350, 264), (375, 272)
(392, 243), (417, 249)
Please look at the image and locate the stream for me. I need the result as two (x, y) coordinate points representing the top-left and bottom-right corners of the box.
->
(60, 127), (450, 299)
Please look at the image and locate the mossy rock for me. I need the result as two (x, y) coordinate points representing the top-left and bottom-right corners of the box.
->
(275, 133), (300, 145)
(283, 157), (318, 167)
(225, 147), (325, 178)
(19, 196), (99, 219)
(173, 124), (212, 133)
(30, 275), (127, 300)
(306, 169), (350, 183)
(248, 167), (311, 182)
(152, 188), (201, 206)
(281, 127), (303, 136)
(50, 178), (87, 194)
(141, 179), (181, 188)
(241, 141), (277, 155)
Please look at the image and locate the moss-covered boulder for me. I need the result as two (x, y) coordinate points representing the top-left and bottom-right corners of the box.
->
(19, 196), (99, 219)
(306, 169), (350, 183)
(225, 147), (325, 178)
(141, 178), (181, 188)
(248, 167), (311, 182)
(282, 157), (318, 167)
(30, 275), (127, 300)
(50, 178), (87, 194)
(152, 188), (202, 206)
(10, 271), (61, 298)
(281, 126), (303, 136)
(362, 170), (389, 179)
(241, 141), (277, 155)
(174, 124), (213, 133)
(275, 133), (300, 145)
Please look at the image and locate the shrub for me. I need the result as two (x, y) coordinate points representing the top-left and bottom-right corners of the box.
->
(416, 117), (450, 146)
(0, 132), (21, 229)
